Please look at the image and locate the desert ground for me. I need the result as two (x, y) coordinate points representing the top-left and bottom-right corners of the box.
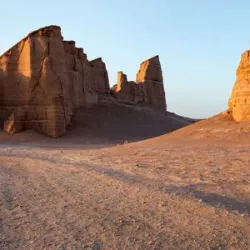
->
(0, 105), (249, 250)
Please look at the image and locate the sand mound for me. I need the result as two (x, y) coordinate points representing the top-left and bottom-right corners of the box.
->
(144, 111), (250, 144)
(0, 103), (195, 147)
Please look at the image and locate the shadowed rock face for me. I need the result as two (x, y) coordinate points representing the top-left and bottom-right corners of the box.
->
(0, 25), (110, 137)
(229, 50), (250, 121)
(111, 56), (166, 111)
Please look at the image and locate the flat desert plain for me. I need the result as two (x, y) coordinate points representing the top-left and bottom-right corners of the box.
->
(0, 108), (249, 250)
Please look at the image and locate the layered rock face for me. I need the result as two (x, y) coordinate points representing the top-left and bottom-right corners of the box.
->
(0, 25), (109, 137)
(228, 50), (250, 121)
(0, 26), (167, 137)
(111, 56), (166, 111)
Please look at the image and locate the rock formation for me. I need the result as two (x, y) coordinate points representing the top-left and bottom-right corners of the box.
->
(0, 25), (109, 137)
(111, 56), (166, 111)
(228, 50), (250, 121)
(0, 26), (167, 137)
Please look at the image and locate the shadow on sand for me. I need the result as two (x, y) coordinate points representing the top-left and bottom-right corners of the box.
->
(0, 104), (196, 149)
(3, 151), (250, 215)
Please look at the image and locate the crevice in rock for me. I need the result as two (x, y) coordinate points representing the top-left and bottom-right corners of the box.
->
(73, 56), (77, 71)
(79, 57), (86, 94)
(47, 39), (50, 57)
(30, 58), (46, 97)
(16, 40), (26, 63)
(49, 50), (67, 127)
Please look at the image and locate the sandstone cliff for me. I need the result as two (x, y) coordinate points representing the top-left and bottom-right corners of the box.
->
(111, 56), (166, 111)
(228, 50), (250, 121)
(0, 26), (167, 137)
(0, 25), (109, 137)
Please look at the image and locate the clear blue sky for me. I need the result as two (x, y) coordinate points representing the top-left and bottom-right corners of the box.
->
(1, 0), (249, 118)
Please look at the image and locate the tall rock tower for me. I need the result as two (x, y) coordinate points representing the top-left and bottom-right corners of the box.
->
(0, 25), (110, 137)
(112, 56), (167, 111)
(229, 50), (250, 121)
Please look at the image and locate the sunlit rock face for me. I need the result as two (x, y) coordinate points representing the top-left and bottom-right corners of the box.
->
(229, 50), (250, 121)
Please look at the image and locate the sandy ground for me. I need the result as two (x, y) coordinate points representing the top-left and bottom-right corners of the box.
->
(0, 107), (250, 249)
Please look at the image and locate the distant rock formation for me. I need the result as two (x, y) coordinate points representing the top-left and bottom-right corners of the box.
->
(0, 26), (167, 137)
(0, 25), (110, 137)
(228, 50), (250, 121)
(111, 56), (166, 111)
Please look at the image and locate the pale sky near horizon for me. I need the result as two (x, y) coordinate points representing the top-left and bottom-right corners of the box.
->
(1, 0), (249, 118)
